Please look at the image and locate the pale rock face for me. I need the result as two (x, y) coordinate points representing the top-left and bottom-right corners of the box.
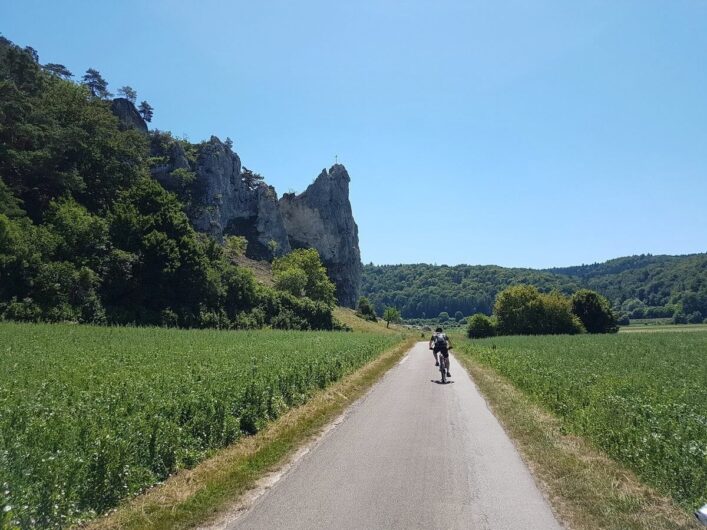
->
(192, 137), (291, 260)
(149, 135), (362, 304)
(110, 98), (147, 133)
(279, 164), (362, 307)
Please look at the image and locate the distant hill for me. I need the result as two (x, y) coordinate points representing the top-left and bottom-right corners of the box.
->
(361, 253), (707, 321)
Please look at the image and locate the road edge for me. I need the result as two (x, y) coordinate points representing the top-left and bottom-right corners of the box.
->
(455, 353), (699, 530)
(81, 336), (415, 530)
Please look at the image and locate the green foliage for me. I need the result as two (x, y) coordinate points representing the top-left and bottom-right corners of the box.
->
(494, 285), (585, 336)
(362, 254), (707, 322)
(138, 100), (153, 122)
(42, 62), (72, 79)
(382, 306), (401, 328)
(117, 85), (137, 103)
(0, 322), (398, 527)
(272, 248), (336, 306)
(457, 332), (707, 509)
(356, 296), (377, 322)
(274, 267), (307, 297)
(571, 289), (618, 334)
(0, 37), (333, 331)
(81, 67), (111, 99)
(467, 313), (496, 338)
(241, 166), (264, 189)
(223, 235), (248, 262)
(438, 311), (450, 322)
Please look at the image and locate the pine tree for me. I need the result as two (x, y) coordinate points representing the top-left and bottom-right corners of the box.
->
(43, 63), (73, 79)
(117, 85), (137, 103)
(138, 100), (154, 122)
(81, 68), (112, 99)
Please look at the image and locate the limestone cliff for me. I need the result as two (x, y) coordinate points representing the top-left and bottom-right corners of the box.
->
(149, 135), (362, 304)
(110, 98), (147, 133)
(151, 136), (290, 260)
(191, 137), (291, 260)
(279, 164), (362, 307)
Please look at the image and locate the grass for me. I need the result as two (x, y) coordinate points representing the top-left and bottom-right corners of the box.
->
(456, 357), (699, 529)
(0, 322), (406, 529)
(455, 331), (706, 526)
(83, 336), (415, 530)
(620, 323), (707, 333)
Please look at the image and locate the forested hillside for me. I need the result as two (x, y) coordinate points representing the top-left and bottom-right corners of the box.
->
(0, 37), (336, 329)
(362, 253), (707, 322)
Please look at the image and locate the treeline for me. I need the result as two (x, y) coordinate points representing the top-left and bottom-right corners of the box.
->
(362, 254), (707, 324)
(0, 37), (337, 330)
(362, 263), (580, 319)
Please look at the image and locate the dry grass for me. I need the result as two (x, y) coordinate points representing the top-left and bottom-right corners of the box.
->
(81, 337), (415, 530)
(456, 356), (699, 530)
(233, 255), (274, 286)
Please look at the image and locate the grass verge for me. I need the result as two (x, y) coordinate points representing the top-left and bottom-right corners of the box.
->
(81, 336), (415, 530)
(455, 355), (699, 530)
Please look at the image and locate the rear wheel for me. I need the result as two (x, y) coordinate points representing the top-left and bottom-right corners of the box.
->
(440, 363), (446, 383)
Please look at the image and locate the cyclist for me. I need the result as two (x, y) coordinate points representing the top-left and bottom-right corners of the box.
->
(429, 327), (452, 377)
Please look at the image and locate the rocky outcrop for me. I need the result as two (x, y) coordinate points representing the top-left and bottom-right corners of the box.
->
(279, 164), (362, 307)
(191, 137), (291, 260)
(110, 98), (147, 133)
(149, 135), (362, 303)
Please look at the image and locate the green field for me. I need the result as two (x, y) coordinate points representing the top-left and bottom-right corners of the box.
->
(0, 323), (400, 528)
(456, 331), (707, 511)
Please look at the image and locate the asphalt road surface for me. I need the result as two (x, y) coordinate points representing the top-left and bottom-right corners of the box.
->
(223, 342), (562, 530)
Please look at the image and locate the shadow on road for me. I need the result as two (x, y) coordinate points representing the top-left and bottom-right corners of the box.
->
(430, 379), (454, 385)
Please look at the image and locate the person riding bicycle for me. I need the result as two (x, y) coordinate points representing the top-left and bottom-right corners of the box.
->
(429, 327), (452, 377)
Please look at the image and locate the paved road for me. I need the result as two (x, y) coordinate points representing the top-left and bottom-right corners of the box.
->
(223, 342), (562, 530)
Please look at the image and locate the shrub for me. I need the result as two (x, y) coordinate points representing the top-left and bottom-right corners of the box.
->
(672, 312), (687, 325)
(687, 311), (703, 324)
(571, 289), (618, 333)
(494, 285), (584, 336)
(356, 296), (377, 322)
(467, 313), (496, 338)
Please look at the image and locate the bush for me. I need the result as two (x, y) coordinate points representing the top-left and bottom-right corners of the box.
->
(571, 289), (618, 333)
(467, 313), (496, 338)
(494, 285), (584, 336)
(616, 313), (630, 326)
(672, 312), (688, 324)
(687, 311), (703, 324)
(356, 296), (377, 322)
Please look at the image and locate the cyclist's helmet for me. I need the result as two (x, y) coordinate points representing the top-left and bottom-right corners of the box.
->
(435, 327), (443, 333)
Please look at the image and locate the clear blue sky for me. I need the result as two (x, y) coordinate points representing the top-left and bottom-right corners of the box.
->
(3, 1), (706, 268)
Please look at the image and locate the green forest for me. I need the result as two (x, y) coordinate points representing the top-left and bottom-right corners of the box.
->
(0, 37), (338, 330)
(362, 253), (707, 323)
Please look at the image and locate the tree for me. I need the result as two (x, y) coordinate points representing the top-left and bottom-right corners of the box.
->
(43, 63), (73, 79)
(225, 137), (234, 150)
(241, 167), (265, 190)
(571, 289), (618, 333)
(272, 248), (336, 306)
(467, 313), (496, 338)
(494, 285), (584, 336)
(117, 85), (137, 103)
(382, 306), (401, 328)
(274, 268), (307, 297)
(438, 311), (450, 322)
(24, 46), (39, 62)
(356, 296), (377, 322)
(81, 68), (112, 99)
(138, 100), (153, 122)
(223, 235), (248, 262)
(454, 310), (464, 321)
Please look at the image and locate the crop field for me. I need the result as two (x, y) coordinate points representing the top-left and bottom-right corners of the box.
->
(0, 322), (400, 529)
(456, 331), (707, 511)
